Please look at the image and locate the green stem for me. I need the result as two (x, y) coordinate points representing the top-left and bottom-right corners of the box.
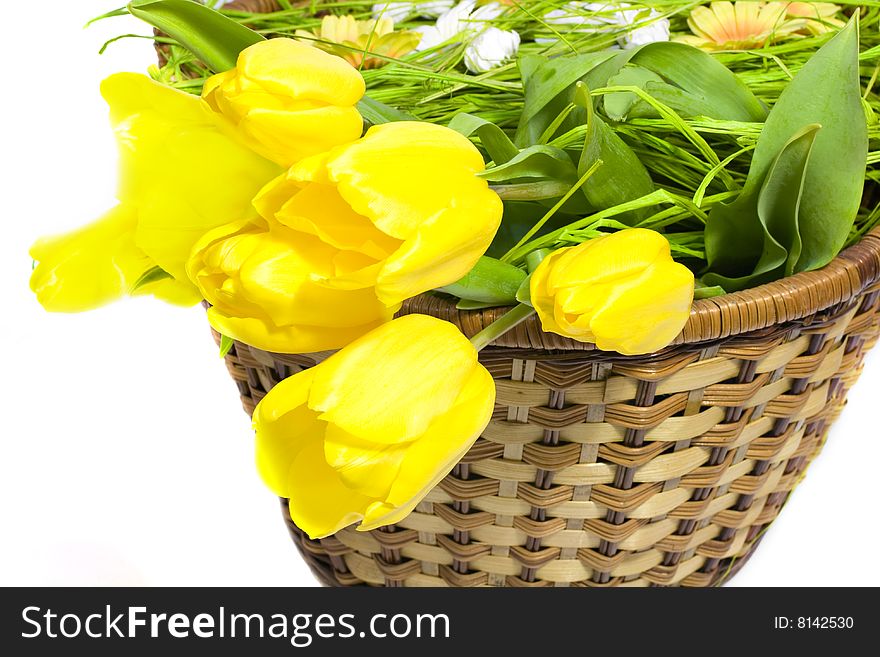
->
(500, 159), (603, 262)
(489, 181), (573, 201)
(437, 256), (526, 304)
(469, 303), (537, 352)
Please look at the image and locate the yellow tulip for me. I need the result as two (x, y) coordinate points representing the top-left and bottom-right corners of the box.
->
(187, 216), (397, 353)
(30, 205), (199, 312)
(253, 314), (496, 539)
(203, 38), (366, 168)
(188, 121), (502, 353)
(530, 229), (694, 355)
(30, 73), (279, 312)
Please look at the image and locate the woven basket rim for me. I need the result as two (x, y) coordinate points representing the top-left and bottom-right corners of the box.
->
(402, 226), (880, 351)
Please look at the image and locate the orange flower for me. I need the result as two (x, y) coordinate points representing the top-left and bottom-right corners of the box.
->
(678, 2), (798, 50)
(786, 2), (844, 35)
(296, 15), (421, 69)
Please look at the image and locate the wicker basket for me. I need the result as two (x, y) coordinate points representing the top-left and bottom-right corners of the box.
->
(192, 0), (880, 587)
(214, 227), (880, 587)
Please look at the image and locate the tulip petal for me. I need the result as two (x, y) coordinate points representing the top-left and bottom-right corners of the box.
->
(273, 181), (401, 261)
(29, 204), (199, 312)
(235, 39), (365, 107)
(206, 306), (395, 355)
(530, 248), (588, 338)
(253, 368), (325, 497)
(328, 122), (490, 239)
(324, 122), (502, 303)
(102, 73), (209, 126)
(133, 273), (203, 307)
(359, 364), (495, 531)
(237, 107), (365, 168)
(309, 315), (479, 442)
(238, 239), (395, 328)
(590, 260), (695, 355)
(375, 196), (503, 305)
(252, 171), (305, 220)
(101, 73), (279, 282)
(323, 425), (410, 498)
(189, 215), (399, 355)
(187, 218), (278, 318)
(203, 39), (366, 167)
(285, 433), (374, 540)
(548, 229), (668, 290)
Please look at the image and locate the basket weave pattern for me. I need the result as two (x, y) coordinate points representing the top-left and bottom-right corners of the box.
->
(216, 230), (880, 587)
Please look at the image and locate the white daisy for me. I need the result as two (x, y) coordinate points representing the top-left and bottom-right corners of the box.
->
(414, 1), (520, 72)
(540, 2), (669, 49)
(465, 26), (521, 73)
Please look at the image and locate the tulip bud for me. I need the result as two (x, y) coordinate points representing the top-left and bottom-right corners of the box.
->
(203, 39), (366, 167)
(30, 205), (200, 312)
(253, 314), (496, 538)
(188, 121), (502, 354)
(188, 216), (398, 353)
(530, 229), (694, 355)
(30, 73), (278, 312)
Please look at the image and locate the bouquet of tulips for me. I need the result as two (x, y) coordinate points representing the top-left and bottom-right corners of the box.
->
(30, 0), (876, 539)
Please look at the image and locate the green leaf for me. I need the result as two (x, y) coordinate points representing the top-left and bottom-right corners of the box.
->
(524, 249), (551, 273)
(514, 51), (620, 147)
(631, 42), (766, 122)
(604, 73), (755, 124)
(357, 96), (416, 125)
(127, 0), (263, 72)
(490, 181), (574, 201)
(478, 145), (578, 184)
(219, 334), (234, 359)
(436, 256), (526, 305)
(639, 82), (738, 120)
(486, 200), (585, 260)
(131, 265), (173, 292)
(515, 273), (533, 307)
(704, 18), (867, 289)
(516, 42), (764, 150)
(575, 82), (654, 224)
(754, 125), (818, 277)
(704, 126), (819, 289)
(604, 66), (664, 121)
(448, 113), (519, 165)
(693, 285), (726, 300)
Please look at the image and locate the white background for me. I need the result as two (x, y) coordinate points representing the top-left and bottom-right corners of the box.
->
(1, 1), (877, 587)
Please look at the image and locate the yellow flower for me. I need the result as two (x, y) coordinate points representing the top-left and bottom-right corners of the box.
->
(530, 229), (695, 355)
(30, 205), (199, 312)
(188, 216), (397, 354)
(30, 73), (279, 312)
(203, 38), (366, 168)
(295, 15), (422, 69)
(188, 121), (502, 353)
(678, 1), (797, 50)
(786, 2), (844, 35)
(253, 314), (496, 539)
